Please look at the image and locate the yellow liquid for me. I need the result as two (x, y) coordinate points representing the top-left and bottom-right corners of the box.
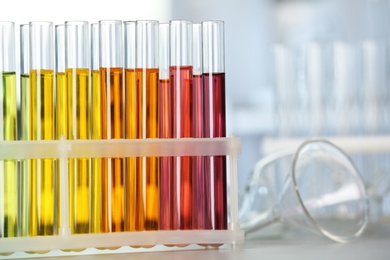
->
(91, 70), (102, 233)
(100, 67), (124, 232)
(30, 69), (55, 236)
(1, 72), (18, 237)
(56, 71), (67, 231)
(66, 68), (90, 234)
(20, 74), (30, 236)
(124, 68), (144, 231)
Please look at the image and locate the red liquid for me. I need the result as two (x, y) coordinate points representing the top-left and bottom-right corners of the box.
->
(171, 65), (193, 230)
(159, 79), (174, 230)
(192, 74), (212, 229)
(203, 72), (227, 230)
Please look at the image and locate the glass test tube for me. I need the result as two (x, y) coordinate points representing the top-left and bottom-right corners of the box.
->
(99, 20), (124, 232)
(170, 20), (193, 230)
(0, 21), (18, 238)
(20, 24), (30, 237)
(65, 21), (90, 234)
(192, 23), (211, 230)
(91, 23), (102, 233)
(136, 20), (159, 230)
(158, 23), (174, 230)
(202, 21), (227, 230)
(29, 21), (56, 236)
(124, 21), (144, 231)
(55, 24), (66, 233)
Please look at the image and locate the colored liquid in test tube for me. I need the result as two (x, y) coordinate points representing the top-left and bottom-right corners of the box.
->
(124, 21), (145, 231)
(91, 23), (103, 233)
(0, 21), (18, 238)
(192, 23), (212, 230)
(202, 21), (227, 230)
(55, 24), (67, 232)
(20, 23), (30, 237)
(136, 20), (160, 230)
(29, 21), (56, 236)
(99, 20), (124, 232)
(170, 20), (193, 230)
(65, 21), (90, 233)
(158, 23), (174, 230)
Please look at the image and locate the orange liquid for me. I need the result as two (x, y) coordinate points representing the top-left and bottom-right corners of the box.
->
(100, 67), (124, 232)
(124, 67), (159, 230)
(142, 68), (159, 230)
(124, 68), (144, 231)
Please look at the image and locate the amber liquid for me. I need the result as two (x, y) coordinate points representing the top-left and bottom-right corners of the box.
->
(30, 69), (55, 236)
(1, 72), (18, 237)
(159, 79), (174, 230)
(91, 69), (102, 233)
(171, 66), (193, 230)
(20, 73), (30, 236)
(56, 71), (67, 231)
(100, 67), (124, 232)
(66, 68), (90, 233)
(124, 68), (159, 231)
(124, 68), (144, 231)
(142, 68), (159, 230)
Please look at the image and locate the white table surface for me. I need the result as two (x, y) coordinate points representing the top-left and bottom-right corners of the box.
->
(22, 223), (389, 260)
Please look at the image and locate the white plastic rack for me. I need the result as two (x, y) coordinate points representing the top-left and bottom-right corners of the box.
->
(0, 135), (244, 257)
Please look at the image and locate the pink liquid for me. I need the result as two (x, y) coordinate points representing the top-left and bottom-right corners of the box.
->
(159, 79), (174, 230)
(203, 72), (227, 230)
(192, 74), (212, 229)
(171, 65), (193, 230)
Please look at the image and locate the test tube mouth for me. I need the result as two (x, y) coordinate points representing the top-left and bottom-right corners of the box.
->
(99, 20), (123, 68)
(0, 21), (14, 26)
(0, 21), (15, 72)
(29, 21), (54, 70)
(202, 20), (224, 73)
(159, 23), (169, 79)
(169, 20), (193, 67)
(136, 20), (159, 69)
(55, 24), (65, 73)
(20, 24), (29, 74)
(91, 23), (99, 70)
(65, 20), (89, 69)
(193, 23), (202, 75)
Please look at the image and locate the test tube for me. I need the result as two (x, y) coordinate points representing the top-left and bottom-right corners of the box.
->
(136, 20), (160, 230)
(65, 21), (90, 234)
(55, 24), (66, 233)
(202, 21), (227, 230)
(192, 23), (211, 230)
(158, 23), (173, 230)
(91, 23), (102, 233)
(29, 21), (55, 236)
(170, 20), (193, 230)
(124, 21), (145, 231)
(0, 21), (18, 238)
(20, 23), (30, 237)
(99, 20), (124, 232)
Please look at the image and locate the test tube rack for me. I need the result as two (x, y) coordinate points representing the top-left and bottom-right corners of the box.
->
(0, 135), (244, 257)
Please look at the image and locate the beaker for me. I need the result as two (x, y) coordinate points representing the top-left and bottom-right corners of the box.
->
(239, 139), (369, 243)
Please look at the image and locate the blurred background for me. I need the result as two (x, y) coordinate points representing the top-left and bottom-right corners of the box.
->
(1, 0), (390, 222)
